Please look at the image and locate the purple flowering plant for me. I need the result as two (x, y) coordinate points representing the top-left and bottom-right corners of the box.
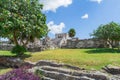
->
(0, 66), (40, 80)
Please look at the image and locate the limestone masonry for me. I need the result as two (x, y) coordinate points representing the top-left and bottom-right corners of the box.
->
(0, 33), (118, 51)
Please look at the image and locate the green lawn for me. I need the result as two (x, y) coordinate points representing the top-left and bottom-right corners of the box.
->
(0, 51), (15, 56)
(25, 49), (120, 70)
(1, 49), (120, 70)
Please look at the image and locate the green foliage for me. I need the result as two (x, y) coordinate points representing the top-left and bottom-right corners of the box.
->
(11, 45), (27, 56)
(35, 69), (44, 78)
(91, 22), (120, 48)
(68, 28), (76, 38)
(0, 0), (48, 46)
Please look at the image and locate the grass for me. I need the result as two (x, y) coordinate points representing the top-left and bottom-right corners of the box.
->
(1, 49), (120, 70)
(0, 68), (12, 75)
(0, 51), (16, 56)
(25, 48), (120, 70)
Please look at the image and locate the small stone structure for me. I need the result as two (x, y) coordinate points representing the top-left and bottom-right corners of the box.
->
(52, 33), (69, 48)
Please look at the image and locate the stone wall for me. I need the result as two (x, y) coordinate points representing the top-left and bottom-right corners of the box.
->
(0, 44), (14, 51)
(0, 38), (118, 51)
(0, 44), (43, 52)
(64, 38), (105, 48)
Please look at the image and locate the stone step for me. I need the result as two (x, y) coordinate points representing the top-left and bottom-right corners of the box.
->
(28, 60), (110, 80)
(42, 76), (55, 80)
(29, 66), (109, 80)
(102, 65), (120, 74)
(40, 66), (109, 80)
(35, 60), (84, 70)
(40, 69), (94, 80)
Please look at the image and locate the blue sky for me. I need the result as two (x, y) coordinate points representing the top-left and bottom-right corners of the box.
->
(40, 0), (120, 39)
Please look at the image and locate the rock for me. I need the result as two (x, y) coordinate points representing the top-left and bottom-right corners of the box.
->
(110, 75), (120, 80)
(64, 64), (85, 70)
(21, 61), (35, 68)
(0, 57), (23, 68)
(35, 60), (83, 70)
(29, 65), (109, 80)
(29, 60), (110, 80)
(103, 65), (120, 74)
(40, 69), (92, 80)
(42, 77), (55, 80)
(35, 60), (62, 67)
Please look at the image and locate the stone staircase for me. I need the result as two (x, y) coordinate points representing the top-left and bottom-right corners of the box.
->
(29, 60), (109, 80)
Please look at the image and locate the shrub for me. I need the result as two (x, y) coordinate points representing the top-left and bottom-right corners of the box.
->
(0, 68), (40, 80)
(11, 45), (27, 56)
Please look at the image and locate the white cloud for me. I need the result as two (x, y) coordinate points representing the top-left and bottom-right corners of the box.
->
(90, 0), (102, 4)
(39, 0), (72, 12)
(47, 21), (65, 34)
(81, 14), (89, 19)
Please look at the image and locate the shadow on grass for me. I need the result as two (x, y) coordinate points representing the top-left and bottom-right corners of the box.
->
(20, 53), (31, 59)
(85, 48), (120, 54)
(0, 53), (31, 59)
(0, 66), (9, 69)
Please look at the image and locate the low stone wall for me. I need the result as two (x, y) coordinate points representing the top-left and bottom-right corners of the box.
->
(0, 44), (14, 51)
(64, 39), (105, 48)
(0, 44), (44, 52)
(0, 43), (55, 52)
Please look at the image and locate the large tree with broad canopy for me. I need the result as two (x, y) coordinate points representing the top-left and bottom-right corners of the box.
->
(0, 0), (48, 47)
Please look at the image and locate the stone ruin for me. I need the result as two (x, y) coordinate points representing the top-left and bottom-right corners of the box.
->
(0, 33), (119, 51)
(65, 38), (105, 48)
(0, 33), (69, 51)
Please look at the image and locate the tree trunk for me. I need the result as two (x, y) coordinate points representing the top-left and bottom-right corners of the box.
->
(108, 40), (114, 49)
(13, 31), (18, 45)
(21, 36), (30, 48)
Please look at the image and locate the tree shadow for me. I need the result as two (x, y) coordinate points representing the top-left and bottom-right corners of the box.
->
(85, 48), (120, 54)
(20, 53), (31, 60)
(0, 53), (31, 59)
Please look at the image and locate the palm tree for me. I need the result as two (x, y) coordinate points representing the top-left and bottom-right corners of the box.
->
(68, 28), (76, 38)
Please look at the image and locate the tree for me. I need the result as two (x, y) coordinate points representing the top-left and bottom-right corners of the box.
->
(68, 28), (76, 38)
(0, 0), (48, 55)
(0, 0), (48, 46)
(91, 22), (120, 48)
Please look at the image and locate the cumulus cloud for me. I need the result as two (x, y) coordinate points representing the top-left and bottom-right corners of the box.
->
(90, 0), (102, 4)
(47, 21), (65, 34)
(39, 0), (72, 12)
(81, 14), (89, 19)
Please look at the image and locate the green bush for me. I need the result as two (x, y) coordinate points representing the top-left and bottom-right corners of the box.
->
(11, 45), (27, 56)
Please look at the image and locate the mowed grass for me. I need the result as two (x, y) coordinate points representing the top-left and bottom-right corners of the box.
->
(0, 51), (15, 56)
(25, 49), (120, 70)
(1, 49), (120, 70)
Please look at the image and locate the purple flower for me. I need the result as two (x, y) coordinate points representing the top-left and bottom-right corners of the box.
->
(0, 68), (40, 80)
